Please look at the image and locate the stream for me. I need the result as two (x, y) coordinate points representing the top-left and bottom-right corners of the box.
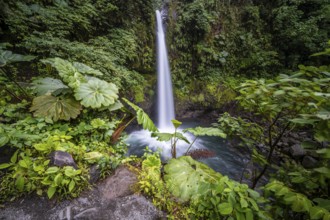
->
(125, 119), (249, 181)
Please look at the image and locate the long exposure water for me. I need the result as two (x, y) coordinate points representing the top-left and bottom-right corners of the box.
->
(156, 10), (175, 130)
(125, 10), (246, 181)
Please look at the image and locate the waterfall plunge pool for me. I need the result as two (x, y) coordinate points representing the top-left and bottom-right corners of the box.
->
(125, 119), (249, 181)
(129, 11), (249, 182)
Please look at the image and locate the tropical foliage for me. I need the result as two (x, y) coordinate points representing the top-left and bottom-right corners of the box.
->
(1, 0), (330, 219)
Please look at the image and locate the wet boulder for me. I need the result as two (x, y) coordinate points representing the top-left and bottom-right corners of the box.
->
(49, 151), (77, 169)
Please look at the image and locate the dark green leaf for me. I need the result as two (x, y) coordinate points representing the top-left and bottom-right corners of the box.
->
(0, 136), (9, 147)
(123, 98), (158, 132)
(32, 77), (68, 96)
(310, 206), (327, 219)
(30, 95), (82, 122)
(0, 163), (12, 169)
(313, 198), (330, 210)
(0, 49), (35, 66)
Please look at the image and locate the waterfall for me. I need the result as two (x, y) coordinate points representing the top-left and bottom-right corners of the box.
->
(126, 11), (203, 159)
(156, 10), (175, 130)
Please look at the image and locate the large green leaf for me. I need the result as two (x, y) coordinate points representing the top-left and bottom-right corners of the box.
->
(0, 136), (9, 147)
(74, 78), (118, 108)
(313, 198), (330, 210)
(315, 110), (330, 120)
(151, 131), (190, 144)
(30, 95), (82, 122)
(310, 206), (328, 219)
(218, 202), (233, 215)
(171, 119), (182, 129)
(0, 49), (35, 67)
(184, 127), (227, 138)
(164, 156), (222, 202)
(123, 98), (158, 132)
(151, 132), (173, 142)
(107, 100), (124, 112)
(84, 151), (104, 160)
(42, 58), (86, 89)
(32, 77), (68, 95)
(47, 186), (56, 199)
(316, 148), (330, 159)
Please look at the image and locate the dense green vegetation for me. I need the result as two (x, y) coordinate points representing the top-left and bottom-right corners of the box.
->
(168, 0), (329, 108)
(1, 0), (330, 219)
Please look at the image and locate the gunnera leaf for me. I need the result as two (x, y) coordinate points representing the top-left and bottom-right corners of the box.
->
(74, 78), (119, 108)
(32, 77), (68, 95)
(0, 49), (35, 67)
(41, 58), (86, 89)
(164, 156), (222, 202)
(30, 95), (82, 122)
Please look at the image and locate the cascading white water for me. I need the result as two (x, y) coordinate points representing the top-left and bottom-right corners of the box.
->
(156, 10), (175, 130)
(127, 11), (245, 175)
(126, 10), (202, 159)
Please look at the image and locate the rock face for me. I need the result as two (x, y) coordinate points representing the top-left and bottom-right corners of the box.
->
(72, 195), (161, 220)
(0, 166), (164, 220)
(99, 165), (137, 201)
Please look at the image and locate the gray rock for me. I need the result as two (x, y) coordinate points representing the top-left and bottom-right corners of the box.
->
(49, 151), (77, 168)
(99, 165), (137, 201)
(290, 144), (306, 158)
(108, 195), (164, 220)
(73, 207), (98, 219)
(89, 165), (101, 183)
(73, 195), (163, 220)
(58, 206), (72, 220)
(0, 208), (32, 220)
(302, 156), (318, 169)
